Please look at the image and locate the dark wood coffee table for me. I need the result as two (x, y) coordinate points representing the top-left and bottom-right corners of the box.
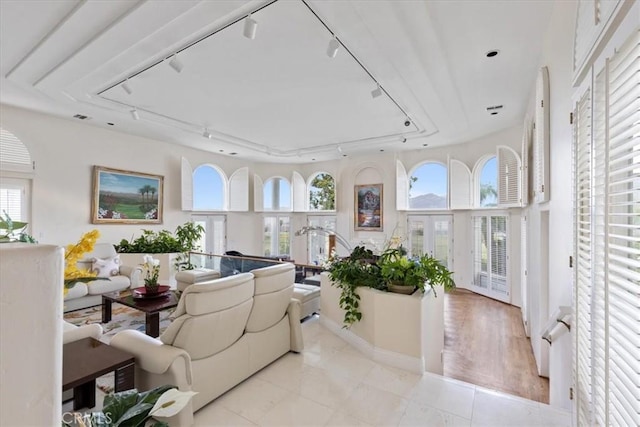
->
(102, 290), (179, 338)
(63, 337), (134, 410)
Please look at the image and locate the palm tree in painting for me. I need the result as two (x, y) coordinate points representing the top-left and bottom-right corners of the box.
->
(149, 186), (157, 201)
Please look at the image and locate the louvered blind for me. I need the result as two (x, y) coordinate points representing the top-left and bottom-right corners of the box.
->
(498, 147), (521, 206)
(472, 216), (488, 289)
(0, 128), (32, 172)
(606, 31), (639, 426)
(0, 188), (22, 221)
(574, 87), (593, 427)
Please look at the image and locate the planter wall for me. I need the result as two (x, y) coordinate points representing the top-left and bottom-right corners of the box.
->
(320, 272), (444, 375)
(118, 252), (180, 287)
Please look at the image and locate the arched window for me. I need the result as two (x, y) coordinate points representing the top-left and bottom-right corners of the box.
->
(408, 162), (447, 209)
(193, 165), (225, 210)
(308, 172), (335, 211)
(0, 128), (32, 224)
(263, 177), (291, 211)
(478, 157), (498, 207)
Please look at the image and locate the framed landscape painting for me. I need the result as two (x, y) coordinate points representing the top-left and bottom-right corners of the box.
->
(355, 183), (383, 231)
(92, 166), (163, 224)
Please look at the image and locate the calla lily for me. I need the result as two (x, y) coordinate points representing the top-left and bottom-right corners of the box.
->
(148, 388), (197, 418)
(143, 254), (153, 264)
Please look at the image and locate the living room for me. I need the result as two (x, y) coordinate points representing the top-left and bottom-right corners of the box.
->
(1, 0), (638, 426)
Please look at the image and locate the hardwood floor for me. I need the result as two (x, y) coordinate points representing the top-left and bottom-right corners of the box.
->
(443, 289), (550, 404)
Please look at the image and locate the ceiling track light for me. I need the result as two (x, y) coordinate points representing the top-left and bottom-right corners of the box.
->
(243, 14), (258, 39)
(326, 36), (340, 58)
(130, 109), (139, 120)
(121, 81), (132, 95)
(371, 84), (382, 99)
(203, 129), (212, 139)
(400, 136), (407, 143)
(168, 55), (184, 73)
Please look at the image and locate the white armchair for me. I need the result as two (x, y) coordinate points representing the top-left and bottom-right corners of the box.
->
(62, 320), (103, 344)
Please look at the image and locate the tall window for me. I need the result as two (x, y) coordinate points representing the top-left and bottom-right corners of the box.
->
(0, 128), (32, 227)
(308, 173), (335, 211)
(472, 214), (509, 302)
(264, 177), (291, 211)
(263, 215), (290, 257)
(191, 215), (226, 270)
(478, 156), (498, 207)
(193, 165), (224, 210)
(408, 162), (447, 209)
(0, 180), (26, 221)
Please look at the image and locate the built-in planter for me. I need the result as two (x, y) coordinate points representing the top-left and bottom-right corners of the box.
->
(118, 252), (180, 287)
(320, 272), (444, 375)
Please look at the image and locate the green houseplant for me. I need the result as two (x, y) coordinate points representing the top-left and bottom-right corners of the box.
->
(326, 245), (455, 327)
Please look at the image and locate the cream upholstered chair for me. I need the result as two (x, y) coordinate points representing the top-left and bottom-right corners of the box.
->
(62, 320), (103, 344)
(110, 263), (303, 426)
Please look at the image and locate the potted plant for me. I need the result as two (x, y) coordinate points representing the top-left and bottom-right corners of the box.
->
(326, 245), (455, 327)
(378, 247), (455, 296)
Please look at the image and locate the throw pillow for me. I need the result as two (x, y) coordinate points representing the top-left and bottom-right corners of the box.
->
(91, 255), (121, 277)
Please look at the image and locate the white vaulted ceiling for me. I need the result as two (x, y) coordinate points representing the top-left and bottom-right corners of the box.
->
(0, 0), (554, 163)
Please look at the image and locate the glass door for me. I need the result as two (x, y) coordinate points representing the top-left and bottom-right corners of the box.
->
(191, 215), (226, 269)
(407, 215), (452, 268)
(472, 214), (510, 302)
(306, 215), (336, 265)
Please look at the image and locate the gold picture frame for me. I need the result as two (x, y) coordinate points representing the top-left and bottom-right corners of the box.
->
(91, 166), (163, 224)
(354, 183), (383, 231)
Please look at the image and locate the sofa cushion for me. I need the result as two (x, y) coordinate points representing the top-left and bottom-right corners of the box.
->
(246, 263), (295, 332)
(86, 275), (130, 295)
(64, 282), (88, 300)
(91, 255), (121, 277)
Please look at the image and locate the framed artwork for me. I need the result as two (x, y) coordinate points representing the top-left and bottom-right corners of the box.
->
(92, 166), (163, 224)
(355, 183), (383, 231)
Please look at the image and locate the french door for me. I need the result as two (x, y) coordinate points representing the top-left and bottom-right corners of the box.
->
(407, 215), (452, 268)
(472, 214), (510, 303)
(191, 215), (226, 269)
(306, 215), (336, 265)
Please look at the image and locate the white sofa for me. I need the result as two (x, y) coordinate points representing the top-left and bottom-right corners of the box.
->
(110, 263), (304, 426)
(64, 243), (142, 312)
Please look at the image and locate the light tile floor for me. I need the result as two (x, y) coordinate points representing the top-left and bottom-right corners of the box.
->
(64, 315), (572, 426)
(194, 316), (571, 427)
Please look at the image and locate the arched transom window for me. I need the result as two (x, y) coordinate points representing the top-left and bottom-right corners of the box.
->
(264, 177), (291, 211)
(409, 162), (448, 209)
(193, 165), (225, 210)
(308, 172), (335, 211)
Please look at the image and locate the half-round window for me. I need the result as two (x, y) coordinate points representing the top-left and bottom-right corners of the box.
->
(193, 165), (225, 210)
(264, 177), (291, 211)
(409, 162), (447, 209)
(478, 156), (498, 207)
(308, 172), (335, 211)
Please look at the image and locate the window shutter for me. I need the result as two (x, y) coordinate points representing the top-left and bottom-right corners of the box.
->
(0, 187), (22, 221)
(181, 157), (193, 211)
(449, 159), (471, 209)
(521, 121), (531, 206)
(0, 128), (32, 173)
(292, 171), (306, 212)
(253, 174), (264, 212)
(396, 160), (409, 211)
(574, 87), (593, 427)
(472, 216), (487, 289)
(229, 167), (249, 212)
(605, 32), (639, 426)
(534, 67), (550, 203)
(497, 146), (521, 206)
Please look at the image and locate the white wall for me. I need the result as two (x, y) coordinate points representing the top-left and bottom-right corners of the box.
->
(0, 244), (63, 426)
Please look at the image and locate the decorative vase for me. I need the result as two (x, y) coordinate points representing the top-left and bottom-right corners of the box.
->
(144, 282), (160, 295)
(388, 282), (416, 295)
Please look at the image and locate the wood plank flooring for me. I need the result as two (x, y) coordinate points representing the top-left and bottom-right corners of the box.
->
(443, 289), (550, 404)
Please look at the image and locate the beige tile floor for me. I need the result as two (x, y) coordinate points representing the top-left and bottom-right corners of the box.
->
(64, 316), (572, 426)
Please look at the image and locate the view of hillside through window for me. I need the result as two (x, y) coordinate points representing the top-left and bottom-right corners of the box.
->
(409, 162), (447, 209)
(193, 165), (224, 210)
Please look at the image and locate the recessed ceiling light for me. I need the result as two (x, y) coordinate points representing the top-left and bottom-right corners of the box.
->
(491, 112), (498, 115)
(423, 143), (428, 147)
(312, 158), (316, 161)
(219, 149), (224, 153)
(379, 149), (384, 152)
(107, 122), (114, 126)
(486, 50), (499, 58)
(73, 114), (89, 120)
(229, 152), (237, 156)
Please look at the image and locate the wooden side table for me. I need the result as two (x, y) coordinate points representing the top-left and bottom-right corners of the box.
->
(62, 337), (135, 410)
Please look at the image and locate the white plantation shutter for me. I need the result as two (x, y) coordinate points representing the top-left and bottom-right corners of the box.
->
(449, 159), (472, 209)
(396, 160), (409, 211)
(534, 67), (550, 203)
(0, 187), (22, 220)
(0, 128), (32, 173)
(574, 86), (593, 427)
(606, 32), (639, 426)
(574, 29), (640, 427)
(181, 157), (193, 211)
(521, 122), (531, 206)
(498, 146), (521, 206)
(228, 167), (249, 212)
(472, 216), (487, 289)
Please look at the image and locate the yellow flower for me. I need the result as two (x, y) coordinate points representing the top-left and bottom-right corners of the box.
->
(63, 230), (101, 295)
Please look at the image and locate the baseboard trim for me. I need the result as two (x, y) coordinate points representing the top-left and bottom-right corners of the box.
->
(319, 316), (425, 374)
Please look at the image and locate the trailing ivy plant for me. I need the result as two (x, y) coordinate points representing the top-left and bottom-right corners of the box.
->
(326, 246), (385, 328)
